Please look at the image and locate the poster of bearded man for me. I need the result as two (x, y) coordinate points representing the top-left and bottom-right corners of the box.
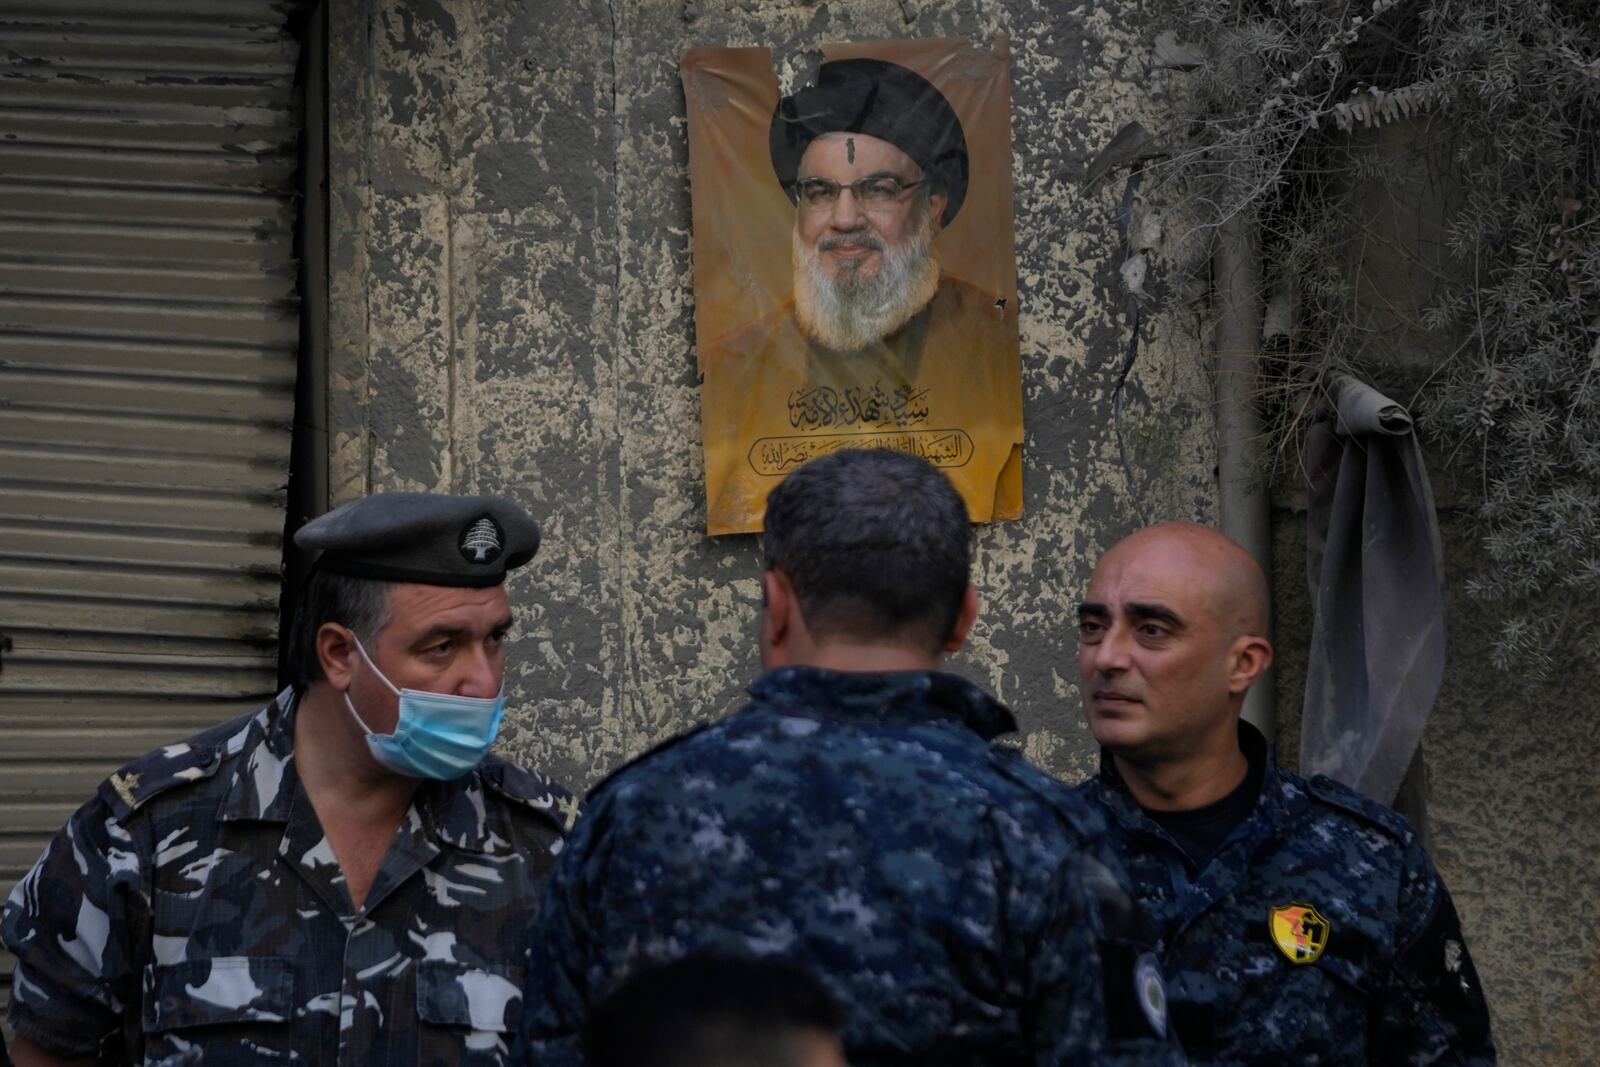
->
(683, 38), (1023, 535)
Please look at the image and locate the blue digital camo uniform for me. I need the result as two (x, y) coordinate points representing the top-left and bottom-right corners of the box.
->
(517, 667), (1184, 1067)
(1078, 723), (1495, 1066)
(2, 688), (578, 1066)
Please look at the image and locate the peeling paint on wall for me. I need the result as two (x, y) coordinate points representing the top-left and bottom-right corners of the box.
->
(324, 3), (1596, 1064)
(328, 0), (1209, 783)
(328, 0), (1214, 793)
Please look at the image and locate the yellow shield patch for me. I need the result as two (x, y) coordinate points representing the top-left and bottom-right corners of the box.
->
(1268, 902), (1331, 964)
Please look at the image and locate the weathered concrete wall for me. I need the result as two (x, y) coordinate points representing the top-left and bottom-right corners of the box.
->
(326, 0), (1215, 792)
(325, 2), (1596, 1063)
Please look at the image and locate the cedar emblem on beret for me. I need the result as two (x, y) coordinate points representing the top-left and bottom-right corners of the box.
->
(460, 516), (504, 564)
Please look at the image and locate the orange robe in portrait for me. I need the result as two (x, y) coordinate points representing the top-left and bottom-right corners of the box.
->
(701, 274), (1022, 535)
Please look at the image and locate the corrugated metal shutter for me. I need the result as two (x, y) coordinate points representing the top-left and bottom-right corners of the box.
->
(0, 0), (306, 1019)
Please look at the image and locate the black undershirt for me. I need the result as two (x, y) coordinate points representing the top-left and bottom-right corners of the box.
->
(1143, 742), (1266, 869)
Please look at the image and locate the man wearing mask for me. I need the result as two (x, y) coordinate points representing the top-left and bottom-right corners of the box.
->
(3, 493), (576, 1066)
(1073, 522), (1495, 1064)
(519, 450), (1181, 1067)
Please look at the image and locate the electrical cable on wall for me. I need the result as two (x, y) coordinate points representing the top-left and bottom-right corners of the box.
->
(1113, 167), (1149, 525)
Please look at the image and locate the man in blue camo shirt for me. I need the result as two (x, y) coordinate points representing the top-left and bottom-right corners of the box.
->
(517, 449), (1183, 1066)
(1074, 522), (1495, 1065)
(3, 493), (577, 1066)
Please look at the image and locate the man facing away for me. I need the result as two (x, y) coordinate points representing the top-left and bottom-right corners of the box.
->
(1073, 522), (1495, 1065)
(4, 492), (577, 1066)
(518, 449), (1181, 1066)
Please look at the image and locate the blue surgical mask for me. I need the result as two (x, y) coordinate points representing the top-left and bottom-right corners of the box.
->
(342, 638), (505, 780)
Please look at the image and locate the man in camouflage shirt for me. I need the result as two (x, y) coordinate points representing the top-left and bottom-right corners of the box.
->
(1073, 522), (1495, 1065)
(3, 493), (577, 1067)
(517, 450), (1182, 1066)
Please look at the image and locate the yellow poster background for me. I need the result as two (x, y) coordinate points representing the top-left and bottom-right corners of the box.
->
(684, 37), (1022, 535)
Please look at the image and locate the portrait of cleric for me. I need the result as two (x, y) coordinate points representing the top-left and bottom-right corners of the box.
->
(684, 40), (1023, 535)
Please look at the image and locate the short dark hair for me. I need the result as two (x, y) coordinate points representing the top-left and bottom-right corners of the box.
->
(285, 569), (392, 688)
(762, 449), (972, 651)
(584, 954), (844, 1067)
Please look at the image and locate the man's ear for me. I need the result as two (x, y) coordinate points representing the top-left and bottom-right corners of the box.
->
(928, 192), (950, 235)
(1226, 634), (1274, 695)
(941, 584), (980, 655)
(760, 570), (793, 669)
(317, 623), (359, 691)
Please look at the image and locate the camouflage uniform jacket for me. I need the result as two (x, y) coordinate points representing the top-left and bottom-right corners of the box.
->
(3, 687), (579, 1066)
(517, 667), (1183, 1067)
(1077, 723), (1495, 1066)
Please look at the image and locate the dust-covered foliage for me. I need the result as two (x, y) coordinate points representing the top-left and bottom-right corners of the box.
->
(1134, 0), (1599, 676)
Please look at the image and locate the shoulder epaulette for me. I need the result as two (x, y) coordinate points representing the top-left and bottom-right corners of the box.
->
(986, 744), (1108, 842)
(584, 719), (720, 801)
(95, 711), (257, 821)
(479, 757), (582, 833)
(1305, 773), (1415, 842)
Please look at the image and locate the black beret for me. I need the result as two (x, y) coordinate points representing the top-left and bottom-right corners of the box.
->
(770, 57), (970, 227)
(294, 492), (540, 588)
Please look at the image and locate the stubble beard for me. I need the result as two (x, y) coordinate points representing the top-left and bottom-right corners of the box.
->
(791, 207), (941, 352)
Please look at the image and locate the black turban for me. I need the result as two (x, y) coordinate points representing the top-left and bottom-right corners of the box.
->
(770, 57), (969, 227)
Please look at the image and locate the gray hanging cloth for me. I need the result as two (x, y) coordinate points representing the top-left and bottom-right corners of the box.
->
(1302, 374), (1446, 803)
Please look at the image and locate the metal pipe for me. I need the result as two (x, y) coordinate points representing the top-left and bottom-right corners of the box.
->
(1213, 211), (1276, 738)
(277, 0), (331, 688)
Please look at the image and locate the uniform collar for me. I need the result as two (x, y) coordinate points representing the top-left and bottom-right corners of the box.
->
(1094, 719), (1300, 831)
(1096, 721), (1323, 935)
(218, 687), (302, 823)
(749, 665), (1018, 741)
(216, 686), (507, 852)
(424, 771), (513, 854)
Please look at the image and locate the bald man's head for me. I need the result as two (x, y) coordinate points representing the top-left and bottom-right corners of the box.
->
(1076, 523), (1274, 766)
(1099, 523), (1270, 639)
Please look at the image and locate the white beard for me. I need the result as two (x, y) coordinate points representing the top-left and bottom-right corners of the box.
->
(792, 210), (941, 352)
